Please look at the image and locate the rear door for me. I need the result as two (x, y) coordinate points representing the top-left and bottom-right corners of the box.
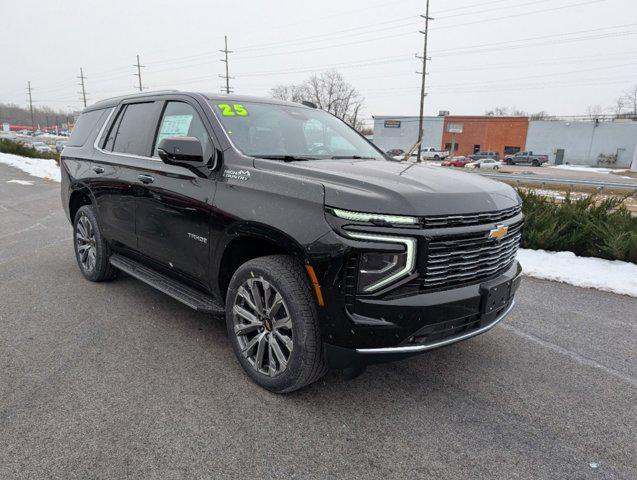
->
(134, 98), (217, 287)
(92, 101), (162, 249)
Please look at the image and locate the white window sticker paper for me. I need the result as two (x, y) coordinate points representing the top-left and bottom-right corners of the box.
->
(157, 114), (193, 144)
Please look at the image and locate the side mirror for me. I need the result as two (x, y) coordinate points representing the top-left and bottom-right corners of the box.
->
(157, 136), (203, 165)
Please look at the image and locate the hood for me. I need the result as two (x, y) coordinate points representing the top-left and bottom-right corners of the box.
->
(257, 158), (520, 216)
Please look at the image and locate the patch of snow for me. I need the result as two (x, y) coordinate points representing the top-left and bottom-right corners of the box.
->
(0, 152), (60, 182)
(549, 165), (628, 174)
(7, 179), (34, 185)
(517, 248), (637, 297)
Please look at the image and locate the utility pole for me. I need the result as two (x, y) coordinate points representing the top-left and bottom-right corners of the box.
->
(219, 36), (234, 94)
(27, 81), (35, 134)
(404, 0), (433, 162)
(77, 67), (87, 108)
(134, 54), (145, 92)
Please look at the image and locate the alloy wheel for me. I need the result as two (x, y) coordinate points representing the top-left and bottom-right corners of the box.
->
(76, 214), (97, 272)
(232, 276), (293, 376)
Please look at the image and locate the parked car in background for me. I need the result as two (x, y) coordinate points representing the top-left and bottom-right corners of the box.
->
(466, 158), (501, 170)
(441, 156), (471, 167)
(55, 140), (67, 152)
(504, 151), (548, 166)
(386, 148), (404, 157)
(468, 151), (500, 161)
(31, 141), (53, 153)
(419, 146), (449, 160)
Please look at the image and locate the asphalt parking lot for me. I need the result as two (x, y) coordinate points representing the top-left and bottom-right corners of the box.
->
(0, 163), (635, 479)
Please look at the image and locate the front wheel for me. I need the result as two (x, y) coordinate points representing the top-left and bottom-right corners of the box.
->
(226, 255), (327, 393)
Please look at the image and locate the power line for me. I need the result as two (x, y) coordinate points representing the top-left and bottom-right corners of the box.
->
(430, 0), (604, 32)
(219, 35), (234, 94)
(77, 67), (87, 108)
(134, 54), (145, 92)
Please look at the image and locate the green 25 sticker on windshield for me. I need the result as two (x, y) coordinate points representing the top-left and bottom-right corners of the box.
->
(217, 103), (248, 116)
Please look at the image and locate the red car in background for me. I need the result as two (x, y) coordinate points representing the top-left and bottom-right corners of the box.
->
(441, 156), (471, 167)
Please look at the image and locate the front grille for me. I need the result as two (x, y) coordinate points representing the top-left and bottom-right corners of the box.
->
(422, 205), (521, 228)
(421, 220), (522, 290)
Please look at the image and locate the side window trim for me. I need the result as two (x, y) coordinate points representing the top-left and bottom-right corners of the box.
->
(96, 101), (160, 159)
(93, 107), (117, 150)
(151, 99), (217, 168)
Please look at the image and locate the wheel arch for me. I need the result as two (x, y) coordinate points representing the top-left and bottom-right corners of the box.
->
(215, 222), (310, 301)
(68, 185), (96, 222)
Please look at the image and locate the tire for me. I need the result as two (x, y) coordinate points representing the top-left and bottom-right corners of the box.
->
(434, 155), (440, 160)
(494, 165), (499, 170)
(73, 205), (118, 282)
(532, 160), (539, 167)
(225, 255), (327, 393)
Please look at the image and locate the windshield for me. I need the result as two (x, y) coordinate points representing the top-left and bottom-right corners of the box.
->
(208, 100), (382, 160)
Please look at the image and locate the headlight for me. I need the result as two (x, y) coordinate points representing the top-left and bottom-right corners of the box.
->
(346, 232), (416, 293)
(332, 208), (418, 226)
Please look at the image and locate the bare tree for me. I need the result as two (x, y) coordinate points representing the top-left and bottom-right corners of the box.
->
(623, 84), (637, 118)
(484, 106), (528, 116)
(269, 84), (307, 104)
(585, 104), (603, 119)
(609, 96), (626, 117)
(529, 111), (552, 120)
(270, 70), (366, 129)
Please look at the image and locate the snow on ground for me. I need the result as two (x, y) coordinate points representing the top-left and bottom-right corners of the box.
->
(548, 165), (629, 174)
(517, 248), (637, 297)
(0, 152), (60, 182)
(7, 179), (34, 186)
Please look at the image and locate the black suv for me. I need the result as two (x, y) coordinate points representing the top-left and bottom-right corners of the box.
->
(61, 91), (522, 393)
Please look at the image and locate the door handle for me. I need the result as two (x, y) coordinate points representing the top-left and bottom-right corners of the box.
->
(93, 166), (104, 174)
(137, 174), (154, 184)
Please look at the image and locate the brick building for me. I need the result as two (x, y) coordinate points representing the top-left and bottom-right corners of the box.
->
(441, 116), (529, 159)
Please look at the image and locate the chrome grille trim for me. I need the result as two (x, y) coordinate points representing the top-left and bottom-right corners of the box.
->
(422, 204), (522, 228)
(421, 220), (523, 289)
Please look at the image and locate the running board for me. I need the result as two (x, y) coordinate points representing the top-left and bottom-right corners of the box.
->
(109, 254), (225, 314)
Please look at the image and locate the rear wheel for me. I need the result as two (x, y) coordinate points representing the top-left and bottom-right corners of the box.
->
(434, 155), (440, 160)
(532, 159), (539, 167)
(73, 205), (117, 282)
(225, 255), (327, 393)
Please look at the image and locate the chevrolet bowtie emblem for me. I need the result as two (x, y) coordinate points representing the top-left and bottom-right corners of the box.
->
(488, 224), (508, 241)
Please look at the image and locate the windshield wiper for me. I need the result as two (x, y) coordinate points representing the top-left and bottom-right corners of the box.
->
(254, 154), (319, 161)
(329, 155), (377, 160)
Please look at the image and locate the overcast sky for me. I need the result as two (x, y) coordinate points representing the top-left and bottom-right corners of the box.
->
(2, 0), (636, 124)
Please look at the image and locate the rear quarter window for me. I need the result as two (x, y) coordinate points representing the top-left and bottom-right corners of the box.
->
(67, 108), (110, 147)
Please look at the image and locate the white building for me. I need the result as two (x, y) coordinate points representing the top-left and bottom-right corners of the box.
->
(525, 120), (637, 168)
(372, 116), (444, 153)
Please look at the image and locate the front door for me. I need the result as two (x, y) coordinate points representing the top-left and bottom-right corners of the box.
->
(135, 100), (217, 287)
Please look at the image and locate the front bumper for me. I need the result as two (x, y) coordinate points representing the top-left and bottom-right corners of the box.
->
(323, 261), (522, 369)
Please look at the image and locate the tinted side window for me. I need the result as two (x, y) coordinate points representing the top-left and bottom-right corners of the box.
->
(111, 102), (158, 156)
(68, 108), (109, 147)
(153, 102), (212, 160)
